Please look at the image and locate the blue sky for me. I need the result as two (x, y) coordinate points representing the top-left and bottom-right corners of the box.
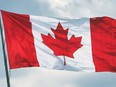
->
(0, 0), (116, 87)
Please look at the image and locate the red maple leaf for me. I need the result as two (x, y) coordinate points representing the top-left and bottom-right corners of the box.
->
(41, 22), (83, 58)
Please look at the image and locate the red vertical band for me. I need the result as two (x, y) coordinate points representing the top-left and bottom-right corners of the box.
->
(90, 17), (116, 72)
(1, 10), (39, 69)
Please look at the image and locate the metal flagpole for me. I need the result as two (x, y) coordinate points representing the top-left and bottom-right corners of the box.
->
(0, 17), (11, 87)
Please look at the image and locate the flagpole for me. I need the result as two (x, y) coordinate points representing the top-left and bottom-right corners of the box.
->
(0, 18), (11, 87)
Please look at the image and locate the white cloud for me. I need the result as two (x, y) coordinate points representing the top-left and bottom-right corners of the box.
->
(10, 68), (82, 87)
(38, 0), (116, 18)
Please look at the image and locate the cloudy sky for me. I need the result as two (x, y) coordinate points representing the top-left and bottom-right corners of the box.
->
(0, 0), (116, 87)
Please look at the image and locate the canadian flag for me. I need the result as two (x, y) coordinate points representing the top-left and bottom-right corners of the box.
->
(1, 10), (116, 72)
